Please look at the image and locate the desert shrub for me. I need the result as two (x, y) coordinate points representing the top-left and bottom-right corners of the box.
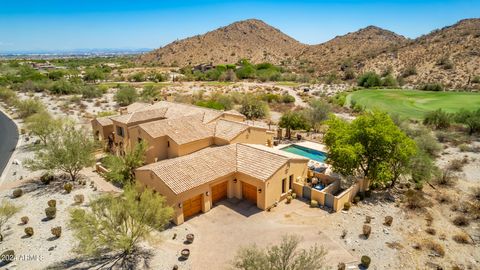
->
(74, 194), (85, 204)
(425, 228), (436, 235)
(45, 206), (57, 219)
(286, 195), (293, 204)
(47, 199), (56, 208)
(401, 65), (417, 77)
(282, 94), (295, 103)
(24, 227), (34, 237)
(423, 109), (451, 130)
(458, 143), (470, 152)
(20, 216), (29, 225)
(1, 250), (15, 264)
(338, 262), (346, 270)
(425, 240), (445, 257)
(310, 200), (318, 208)
(40, 172), (54, 185)
(420, 83), (444, 92)
(80, 85), (103, 98)
(404, 189), (430, 209)
(452, 215), (469, 227)
(434, 168), (457, 186)
(448, 159), (465, 172)
(291, 193), (297, 199)
(15, 98), (45, 118)
(64, 183), (73, 193)
(51, 226), (62, 238)
(384, 216), (393, 226)
(353, 196), (360, 204)
(436, 193), (451, 204)
(114, 85), (138, 106)
(343, 202), (351, 211)
(452, 233), (470, 244)
(12, 189), (23, 198)
(361, 255), (371, 268)
(365, 216), (372, 224)
(357, 72), (381, 88)
(363, 225), (371, 238)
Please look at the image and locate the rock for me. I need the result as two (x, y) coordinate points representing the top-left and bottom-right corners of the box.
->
(48, 246), (55, 251)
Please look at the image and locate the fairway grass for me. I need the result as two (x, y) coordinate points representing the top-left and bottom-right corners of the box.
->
(347, 89), (480, 120)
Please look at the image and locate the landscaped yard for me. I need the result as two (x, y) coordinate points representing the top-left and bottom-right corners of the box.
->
(347, 89), (480, 119)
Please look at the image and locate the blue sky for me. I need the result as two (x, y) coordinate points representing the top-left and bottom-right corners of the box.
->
(0, 0), (478, 52)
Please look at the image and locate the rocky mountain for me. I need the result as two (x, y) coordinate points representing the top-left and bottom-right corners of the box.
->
(139, 19), (307, 66)
(294, 26), (408, 78)
(361, 19), (480, 88)
(140, 18), (480, 88)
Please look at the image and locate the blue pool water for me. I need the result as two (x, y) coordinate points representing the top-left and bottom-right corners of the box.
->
(280, 145), (328, 162)
(313, 183), (325, 191)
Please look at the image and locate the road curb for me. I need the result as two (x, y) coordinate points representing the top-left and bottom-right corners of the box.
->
(0, 104), (22, 184)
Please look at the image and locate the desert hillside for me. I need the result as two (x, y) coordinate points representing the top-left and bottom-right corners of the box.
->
(139, 19), (307, 66)
(140, 18), (480, 88)
(361, 19), (480, 88)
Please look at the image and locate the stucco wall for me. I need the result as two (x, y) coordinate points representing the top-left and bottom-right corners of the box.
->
(91, 120), (113, 141)
(220, 114), (246, 123)
(177, 138), (214, 157)
(230, 127), (274, 146)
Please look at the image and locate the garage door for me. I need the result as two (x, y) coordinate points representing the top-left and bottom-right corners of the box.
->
(183, 194), (202, 219)
(242, 182), (257, 204)
(211, 181), (228, 204)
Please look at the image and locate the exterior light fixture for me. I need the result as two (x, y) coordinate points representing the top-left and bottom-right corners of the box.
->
(233, 179), (237, 184)
(178, 203), (182, 208)
(258, 188), (262, 193)
(206, 191), (210, 196)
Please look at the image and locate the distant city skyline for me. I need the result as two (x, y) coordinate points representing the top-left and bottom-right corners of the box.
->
(0, 0), (478, 52)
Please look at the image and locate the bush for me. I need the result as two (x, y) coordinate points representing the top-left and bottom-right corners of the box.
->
(1, 250), (15, 264)
(337, 262), (346, 270)
(291, 193), (297, 199)
(40, 173), (54, 185)
(24, 227), (34, 237)
(81, 85), (103, 98)
(365, 216), (372, 224)
(12, 189), (23, 198)
(452, 233), (470, 244)
(401, 65), (417, 77)
(20, 216), (29, 225)
(436, 193), (451, 204)
(282, 94), (295, 103)
(114, 85), (138, 106)
(434, 168), (457, 186)
(353, 196), (360, 204)
(425, 240), (445, 257)
(310, 200), (318, 208)
(452, 215), (469, 227)
(404, 189), (430, 210)
(425, 228), (436, 235)
(423, 109), (451, 130)
(357, 72), (381, 88)
(361, 255), (371, 268)
(74, 194), (85, 204)
(448, 159), (465, 172)
(64, 183), (73, 193)
(51, 226), (62, 238)
(420, 83), (444, 92)
(384, 216), (393, 226)
(343, 202), (351, 211)
(45, 206), (57, 219)
(363, 225), (371, 238)
(47, 199), (56, 208)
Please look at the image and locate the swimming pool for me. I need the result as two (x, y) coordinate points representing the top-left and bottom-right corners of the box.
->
(280, 144), (327, 162)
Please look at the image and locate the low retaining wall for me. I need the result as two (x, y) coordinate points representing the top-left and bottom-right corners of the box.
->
(95, 162), (109, 175)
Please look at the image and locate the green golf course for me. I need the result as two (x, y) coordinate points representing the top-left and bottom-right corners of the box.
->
(347, 89), (480, 120)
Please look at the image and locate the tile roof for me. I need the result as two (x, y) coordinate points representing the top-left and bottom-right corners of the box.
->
(93, 116), (113, 127)
(136, 143), (306, 195)
(147, 101), (224, 123)
(213, 119), (249, 141)
(124, 102), (150, 113)
(111, 108), (168, 125)
(139, 115), (214, 145)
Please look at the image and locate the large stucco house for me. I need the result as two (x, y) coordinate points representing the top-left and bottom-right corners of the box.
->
(135, 143), (309, 225)
(91, 101), (311, 225)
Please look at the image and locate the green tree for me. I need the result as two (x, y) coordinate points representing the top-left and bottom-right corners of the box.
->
(381, 74), (398, 87)
(139, 85), (160, 102)
(114, 85), (138, 106)
(25, 112), (63, 145)
(231, 234), (326, 270)
(26, 124), (96, 181)
(47, 70), (66, 81)
(0, 200), (21, 242)
(324, 111), (416, 187)
(239, 95), (269, 120)
(279, 111), (310, 140)
(103, 142), (146, 186)
(306, 99), (331, 131)
(357, 72), (381, 88)
(409, 151), (436, 186)
(454, 109), (480, 135)
(69, 186), (173, 265)
(84, 68), (105, 82)
(80, 85), (103, 99)
(423, 109), (452, 130)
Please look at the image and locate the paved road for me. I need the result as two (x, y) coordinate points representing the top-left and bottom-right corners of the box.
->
(0, 110), (18, 179)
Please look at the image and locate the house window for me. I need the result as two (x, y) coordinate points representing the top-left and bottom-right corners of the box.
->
(289, 175), (293, 190)
(282, 178), (286, 194)
(167, 141), (170, 147)
(138, 137), (142, 143)
(116, 126), (124, 137)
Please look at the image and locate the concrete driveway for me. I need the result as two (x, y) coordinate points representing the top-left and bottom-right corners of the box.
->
(176, 198), (357, 269)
